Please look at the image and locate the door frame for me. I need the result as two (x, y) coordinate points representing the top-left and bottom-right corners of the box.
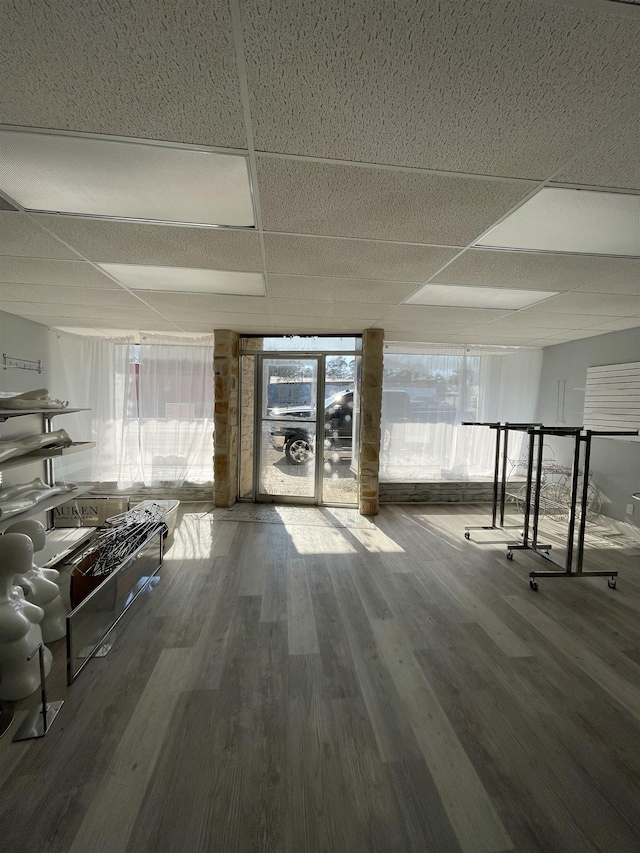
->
(254, 353), (325, 505)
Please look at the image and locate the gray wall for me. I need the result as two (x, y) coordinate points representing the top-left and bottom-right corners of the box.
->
(0, 310), (51, 393)
(536, 327), (640, 525)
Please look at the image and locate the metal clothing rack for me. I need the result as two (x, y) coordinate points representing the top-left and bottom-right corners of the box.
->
(461, 421), (542, 543)
(506, 426), (639, 590)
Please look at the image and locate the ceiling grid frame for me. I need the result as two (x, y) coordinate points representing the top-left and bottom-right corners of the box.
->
(0, 0), (638, 344)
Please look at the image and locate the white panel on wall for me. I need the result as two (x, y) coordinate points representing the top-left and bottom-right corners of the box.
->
(583, 361), (640, 437)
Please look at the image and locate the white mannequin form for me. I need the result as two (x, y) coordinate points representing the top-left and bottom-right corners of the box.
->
(0, 389), (67, 410)
(5, 520), (67, 642)
(0, 533), (52, 701)
(0, 429), (72, 464)
(0, 481), (77, 521)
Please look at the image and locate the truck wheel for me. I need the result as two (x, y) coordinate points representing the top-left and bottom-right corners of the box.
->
(285, 437), (313, 464)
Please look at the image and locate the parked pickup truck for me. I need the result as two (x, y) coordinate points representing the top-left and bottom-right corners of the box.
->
(269, 389), (354, 464)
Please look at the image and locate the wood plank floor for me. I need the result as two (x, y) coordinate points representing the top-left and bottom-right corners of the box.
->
(1, 502), (640, 853)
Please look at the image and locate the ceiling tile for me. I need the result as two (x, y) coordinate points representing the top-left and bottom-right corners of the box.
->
(139, 292), (268, 314)
(175, 321), (270, 333)
(476, 188), (640, 256)
(268, 298), (385, 320)
(266, 275), (417, 304)
(3, 302), (164, 320)
(35, 215), (263, 270)
(0, 283), (138, 307)
(432, 249), (638, 291)
(1, 0), (245, 147)
(269, 315), (367, 332)
(483, 310), (603, 330)
(386, 305), (510, 324)
(45, 318), (180, 332)
(257, 158), (531, 245)
(0, 257), (121, 288)
(531, 291), (640, 317)
(263, 234), (458, 280)
(446, 331), (535, 345)
(553, 111), (640, 191)
(242, 0), (640, 177)
(381, 331), (457, 344)
(0, 211), (77, 259)
(0, 283), (27, 302)
(378, 319), (476, 333)
(587, 317), (640, 333)
(576, 263), (640, 296)
(168, 312), (272, 327)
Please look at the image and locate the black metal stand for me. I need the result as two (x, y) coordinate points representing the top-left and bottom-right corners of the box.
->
(462, 421), (542, 543)
(12, 644), (63, 742)
(506, 426), (639, 590)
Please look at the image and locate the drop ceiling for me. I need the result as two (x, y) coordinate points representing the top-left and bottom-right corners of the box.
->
(0, 0), (639, 348)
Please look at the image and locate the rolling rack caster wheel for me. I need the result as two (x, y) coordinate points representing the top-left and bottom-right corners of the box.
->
(608, 577), (617, 590)
(464, 531), (470, 540)
(529, 578), (538, 591)
(506, 551), (514, 561)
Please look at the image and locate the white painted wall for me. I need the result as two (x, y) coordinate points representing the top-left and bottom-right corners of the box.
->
(535, 327), (640, 525)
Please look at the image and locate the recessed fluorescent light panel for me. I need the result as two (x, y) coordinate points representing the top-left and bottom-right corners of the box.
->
(0, 130), (254, 227)
(476, 188), (640, 256)
(405, 284), (556, 309)
(98, 263), (265, 296)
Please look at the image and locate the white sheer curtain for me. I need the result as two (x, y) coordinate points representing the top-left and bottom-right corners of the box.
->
(48, 331), (214, 489)
(47, 331), (135, 484)
(122, 334), (215, 487)
(380, 346), (542, 481)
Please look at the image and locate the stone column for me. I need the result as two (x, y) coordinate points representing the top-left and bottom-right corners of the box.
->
(359, 328), (384, 516)
(213, 330), (240, 507)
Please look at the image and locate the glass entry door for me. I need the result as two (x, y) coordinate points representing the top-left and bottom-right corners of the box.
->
(257, 356), (320, 502)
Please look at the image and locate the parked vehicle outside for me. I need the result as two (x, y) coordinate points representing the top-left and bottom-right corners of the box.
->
(269, 389), (354, 464)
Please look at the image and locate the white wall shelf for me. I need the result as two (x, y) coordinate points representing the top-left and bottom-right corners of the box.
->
(0, 484), (94, 533)
(0, 442), (96, 473)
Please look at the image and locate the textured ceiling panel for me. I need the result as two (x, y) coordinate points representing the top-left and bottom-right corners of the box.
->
(0, 257), (121, 288)
(139, 292), (268, 314)
(35, 216), (263, 270)
(267, 298), (385, 320)
(381, 331), (461, 343)
(553, 112), (640, 190)
(5, 302), (164, 320)
(530, 291), (640, 316)
(258, 158), (531, 244)
(586, 317), (640, 332)
(432, 249), (637, 290)
(386, 305), (510, 324)
(176, 321), (270, 333)
(0, 0), (245, 147)
(263, 234), (458, 280)
(44, 317), (179, 331)
(376, 319), (476, 333)
(0, 212), (77, 259)
(168, 311), (272, 326)
(482, 310), (607, 330)
(576, 263), (640, 295)
(266, 275), (418, 304)
(242, 0), (640, 177)
(446, 331), (540, 345)
(0, 284), (138, 307)
(269, 315), (366, 331)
